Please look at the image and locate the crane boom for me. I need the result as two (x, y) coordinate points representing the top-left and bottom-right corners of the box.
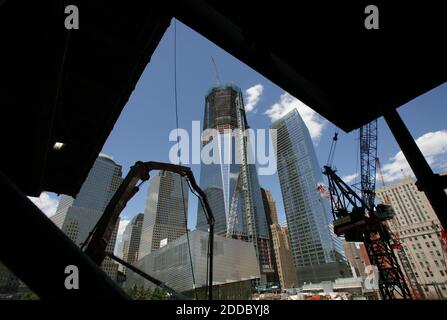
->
(323, 165), (412, 299)
(360, 120), (378, 208)
(226, 173), (241, 239)
(322, 119), (412, 300)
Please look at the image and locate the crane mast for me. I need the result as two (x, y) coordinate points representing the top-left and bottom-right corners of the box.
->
(323, 120), (412, 300)
(376, 158), (425, 299)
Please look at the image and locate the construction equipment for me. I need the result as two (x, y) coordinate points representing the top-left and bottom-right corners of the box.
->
(226, 172), (242, 239)
(82, 161), (215, 300)
(322, 120), (412, 300)
(234, 92), (259, 257)
(431, 222), (447, 262)
(376, 158), (425, 299)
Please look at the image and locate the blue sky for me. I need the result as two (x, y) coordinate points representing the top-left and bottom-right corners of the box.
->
(31, 19), (447, 241)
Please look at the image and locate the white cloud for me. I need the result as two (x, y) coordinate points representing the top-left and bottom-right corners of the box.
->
(265, 92), (327, 142)
(114, 218), (131, 256)
(99, 153), (114, 160)
(244, 84), (263, 113)
(381, 130), (447, 183)
(342, 173), (359, 185)
(28, 192), (59, 217)
(118, 218), (130, 238)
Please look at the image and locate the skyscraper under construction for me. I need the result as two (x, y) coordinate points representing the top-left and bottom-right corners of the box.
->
(196, 84), (275, 284)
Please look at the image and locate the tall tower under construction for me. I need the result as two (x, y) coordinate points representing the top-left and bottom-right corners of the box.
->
(196, 84), (275, 284)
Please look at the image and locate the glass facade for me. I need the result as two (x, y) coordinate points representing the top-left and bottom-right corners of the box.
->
(138, 171), (189, 259)
(50, 154), (123, 280)
(121, 213), (144, 268)
(126, 230), (260, 294)
(196, 84), (274, 281)
(271, 109), (349, 285)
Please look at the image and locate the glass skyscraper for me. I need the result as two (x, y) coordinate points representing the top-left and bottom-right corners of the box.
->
(120, 213), (144, 269)
(138, 170), (189, 259)
(50, 154), (123, 280)
(196, 84), (275, 283)
(271, 108), (350, 285)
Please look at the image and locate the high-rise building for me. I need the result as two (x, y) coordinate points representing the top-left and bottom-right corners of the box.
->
(260, 188), (280, 285)
(50, 154), (123, 280)
(121, 213), (144, 271)
(261, 188), (297, 289)
(343, 241), (371, 279)
(270, 223), (298, 289)
(138, 171), (188, 259)
(196, 84), (275, 283)
(261, 188), (279, 226)
(271, 108), (350, 285)
(376, 177), (447, 299)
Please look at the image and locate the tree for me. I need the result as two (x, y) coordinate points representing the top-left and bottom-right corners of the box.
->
(125, 285), (169, 300)
(20, 292), (39, 300)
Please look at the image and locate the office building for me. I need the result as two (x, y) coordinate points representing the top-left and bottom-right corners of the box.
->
(271, 108), (350, 285)
(343, 241), (371, 279)
(195, 84), (275, 283)
(138, 170), (188, 258)
(50, 154), (123, 280)
(270, 223), (298, 289)
(121, 213), (144, 271)
(376, 177), (447, 299)
(261, 188), (296, 288)
(261, 188), (279, 226)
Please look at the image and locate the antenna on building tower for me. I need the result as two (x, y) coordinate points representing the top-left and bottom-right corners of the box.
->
(211, 56), (221, 85)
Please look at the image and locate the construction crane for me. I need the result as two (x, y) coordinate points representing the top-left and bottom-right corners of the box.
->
(226, 172), (242, 240)
(234, 91), (259, 258)
(322, 120), (412, 299)
(376, 158), (425, 299)
(432, 222), (447, 258)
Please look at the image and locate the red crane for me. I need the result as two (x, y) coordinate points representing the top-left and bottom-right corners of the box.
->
(322, 121), (412, 300)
